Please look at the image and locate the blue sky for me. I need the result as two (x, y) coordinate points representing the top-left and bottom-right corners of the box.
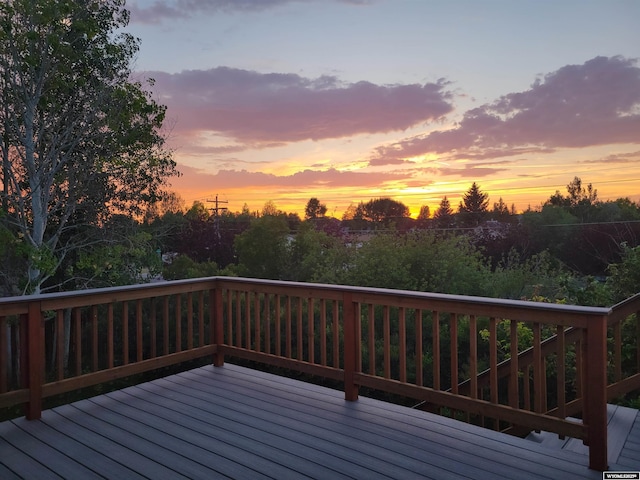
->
(125, 0), (640, 216)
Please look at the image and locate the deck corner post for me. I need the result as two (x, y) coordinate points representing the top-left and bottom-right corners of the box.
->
(585, 314), (608, 471)
(24, 301), (43, 420)
(343, 291), (359, 401)
(211, 286), (225, 367)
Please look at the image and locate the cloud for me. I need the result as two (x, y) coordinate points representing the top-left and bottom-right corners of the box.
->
(588, 150), (640, 164)
(371, 56), (640, 165)
(172, 165), (410, 192)
(146, 67), (453, 144)
(129, 0), (371, 24)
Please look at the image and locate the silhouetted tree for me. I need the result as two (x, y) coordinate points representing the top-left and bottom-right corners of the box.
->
(458, 182), (489, 226)
(304, 197), (327, 219)
(416, 205), (431, 228)
(356, 197), (410, 226)
(433, 196), (454, 229)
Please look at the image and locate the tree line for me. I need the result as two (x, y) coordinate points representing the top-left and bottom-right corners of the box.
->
(146, 177), (640, 308)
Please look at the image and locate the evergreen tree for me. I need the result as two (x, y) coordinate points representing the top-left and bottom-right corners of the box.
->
(458, 182), (489, 226)
(433, 196), (454, 229)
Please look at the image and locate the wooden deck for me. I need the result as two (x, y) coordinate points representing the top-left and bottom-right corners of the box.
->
(0, 363), (638, 479)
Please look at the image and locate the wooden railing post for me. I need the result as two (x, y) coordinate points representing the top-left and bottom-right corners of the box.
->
(343, 292), (359, 401)
(25, 301), (43, 420)
(585, 314), (608, 471)
(211, 286), (225, 367)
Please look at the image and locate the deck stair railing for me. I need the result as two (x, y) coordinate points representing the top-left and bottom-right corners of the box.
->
(454, 293), (640, 430)
(1, 277), (639, 472)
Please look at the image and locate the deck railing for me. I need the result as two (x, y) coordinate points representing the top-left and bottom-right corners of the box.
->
(1, 277), (639, 471)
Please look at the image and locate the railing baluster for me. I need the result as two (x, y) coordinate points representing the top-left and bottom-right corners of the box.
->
(56, 310), (64, 381)
(451, 313), (458, 394)
(433, 311), (440, 391)
(557, 325), (566, 425)
(0, 316), (7, 393)
(637, 310), (640, 372)
(254, 293), (261, 352)
(489, 317), (498, 429)
(297, 297), (303, 361)
(286, 296), (292, 358)
(92, 306), (98, 371)
(163, 297), (169, 356)
(613, 321), (622, 382)
(122, 302), (129, 365)
(509, 319), (518, 408)
(226, 289), (232, 345)
(368, 304), (375, 375)
(383, 305), (390, 379)
(175, 294), (182, 353)
(332, 300), (339, 368)
(415, 309), (423, 387)
(74, 308), (81, 375)
(275, 295), (281, 356)
(265, 295), (271, 355)
(213, 287), (224, 367)
(150, 299), (157, 358)
(469, 315), (477, 400)
(245, 291), (250, 349)
(308, 298), (314, 364)
(533, 323), (542, 413)
(107, 304), (114, 368)
(320, 299), (326, 366)
(399, 307), (406, 383)
(136, 299), (143, 362)
(187, 292), (193, 351)
(235, 291), (242, 348)
(198, 291), (204, 348)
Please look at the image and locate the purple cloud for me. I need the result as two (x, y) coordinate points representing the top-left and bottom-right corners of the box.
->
(129, 0), (371, 24)
(588, 150), (640, 164)
(172, 165), (410, 192)
(146, 67), (453, 143)
(371, 56), (640, 165)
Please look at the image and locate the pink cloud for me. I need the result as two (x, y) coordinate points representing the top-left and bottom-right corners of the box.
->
(371, 56), (640, 165)
(129, 0), (371, 24)
(588, 150), (640, 164)
(144, 67), (453, 144)
(437, 165), (509, 178)
(172, 165), (410, 192)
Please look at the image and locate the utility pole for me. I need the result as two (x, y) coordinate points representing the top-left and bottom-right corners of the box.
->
(207, 195), (228, 240)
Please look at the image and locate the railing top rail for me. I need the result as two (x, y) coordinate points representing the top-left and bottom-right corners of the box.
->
(216, 277), (612, 319)
(0, 277), (218, 310)
(0, 276), (616, 321)
(609, 292), (640, 321)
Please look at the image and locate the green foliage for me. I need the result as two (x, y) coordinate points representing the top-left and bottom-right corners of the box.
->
(70, 230), (162, 288)
(489, 249), (565, 300)
(607, 243), (640, 303)
(286, 222), (336, 282)
(234, 215), (290, 279)
(163, 255), (218, 280)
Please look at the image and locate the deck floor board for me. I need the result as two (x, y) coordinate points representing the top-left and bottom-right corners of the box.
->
(1, 363), (638, 479)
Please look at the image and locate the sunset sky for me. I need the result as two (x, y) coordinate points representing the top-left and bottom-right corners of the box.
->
(125, 0), (640, 218)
